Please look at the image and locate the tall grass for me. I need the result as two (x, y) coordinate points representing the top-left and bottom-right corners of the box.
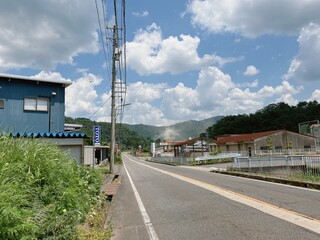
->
(0, 136), (102, 239)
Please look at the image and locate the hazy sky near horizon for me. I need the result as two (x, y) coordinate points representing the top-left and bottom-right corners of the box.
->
(1, 0), (320, 126)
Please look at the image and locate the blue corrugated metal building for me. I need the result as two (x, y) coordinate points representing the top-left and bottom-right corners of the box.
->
(0, 73), (87, 164)
(0, 73), (71, 132)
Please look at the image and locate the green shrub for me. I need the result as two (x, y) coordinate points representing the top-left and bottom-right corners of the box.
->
(0, 136), (102, 239)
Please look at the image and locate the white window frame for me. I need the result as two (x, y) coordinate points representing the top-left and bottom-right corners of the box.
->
(24, 97), (49, 112)
(37, 98), (49, 111)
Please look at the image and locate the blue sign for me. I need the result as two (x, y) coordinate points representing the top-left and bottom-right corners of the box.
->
(93, 126), (100, 146)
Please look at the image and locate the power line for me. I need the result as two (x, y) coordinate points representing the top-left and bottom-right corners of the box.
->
(87, 95), (111, 120)
(95, 0), (111, 84)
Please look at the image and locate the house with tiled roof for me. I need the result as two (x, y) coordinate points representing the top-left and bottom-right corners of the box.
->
(210, 130), (316, 156)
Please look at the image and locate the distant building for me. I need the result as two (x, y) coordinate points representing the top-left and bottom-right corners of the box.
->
(166, 138), (208, 158)
(210, 130), (316, 156)
(0, 73), (86, 163)
(310, 124), (320, 150)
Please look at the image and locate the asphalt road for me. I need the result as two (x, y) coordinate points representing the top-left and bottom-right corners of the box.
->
(111, 154), (320, 240)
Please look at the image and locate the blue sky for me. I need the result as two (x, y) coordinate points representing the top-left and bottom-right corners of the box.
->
(1, 0), (320, 126)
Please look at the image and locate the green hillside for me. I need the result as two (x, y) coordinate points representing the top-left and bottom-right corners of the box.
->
(123, 116), (223, 140)
(65, 117), (151, 151)
(207, 101), (320, 138)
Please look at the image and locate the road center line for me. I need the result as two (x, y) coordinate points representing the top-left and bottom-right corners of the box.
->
(126, 155), (320, 235)
(123, 160), (159, 240)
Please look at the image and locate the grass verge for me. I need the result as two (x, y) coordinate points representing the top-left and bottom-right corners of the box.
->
(76, 194), (112, 240)
(0, 136), (103, 239)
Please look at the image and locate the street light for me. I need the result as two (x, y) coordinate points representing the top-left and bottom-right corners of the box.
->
(116, 103), (131, 113)
(110, 103), (131, 173)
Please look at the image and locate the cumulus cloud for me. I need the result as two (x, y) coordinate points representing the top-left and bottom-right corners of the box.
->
(161, 83), (200, 121)
(127, 81), (168, 102)
(123, 67), (303, 125)
(31, 66), (304, 127)
(0, 0), (99, 71)
(308, 89), (320, 102)
(126, 23), (239, 75)
(66, 74), (104, 118)
(244, 65), (259, 76)
(285, 23), (320, 82)
(196, 66), (235, 109)
(187, 0), (320, 37)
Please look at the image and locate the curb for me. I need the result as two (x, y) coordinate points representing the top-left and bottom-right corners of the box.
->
(102, 165), (122, 229)
(210, 169), (320, 190)
(102, 165), (122, 200)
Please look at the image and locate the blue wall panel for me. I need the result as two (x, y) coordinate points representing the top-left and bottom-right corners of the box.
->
(0, 78), (66, 133)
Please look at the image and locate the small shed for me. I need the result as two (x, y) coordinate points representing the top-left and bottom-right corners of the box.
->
(171, 137), (207, 158)
(84, 146), (109, 167)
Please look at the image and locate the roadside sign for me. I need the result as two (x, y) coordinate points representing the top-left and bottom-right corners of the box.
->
(93, 126), (101, 146)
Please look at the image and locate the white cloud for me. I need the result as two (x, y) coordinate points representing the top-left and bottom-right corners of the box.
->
(244, 65), (259, 76)
(126, 23), (239, 75)
(161, 83), (200, 121)
(241, 79), (259, 88)
(196, 66), (235, 109)
(187, 0), (320, 37)
(65, 74), (103, 118)
(31, 68), (304, 127)
(32, 71), (69, 82)
(308, 89), (320, 102)
(123, 67), (303, 125)
(127, 81), (167, 102)
(132, 10), (149, 17)
(285, 23), (320, 82)
(0, 0), (99, 71)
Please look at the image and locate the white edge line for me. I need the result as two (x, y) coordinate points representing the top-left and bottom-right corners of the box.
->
(123, 160), (159, 240)
(127, 155), (320, 235)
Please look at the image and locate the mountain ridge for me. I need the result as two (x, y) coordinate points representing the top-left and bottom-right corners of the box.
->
(123, 116), (223, 140)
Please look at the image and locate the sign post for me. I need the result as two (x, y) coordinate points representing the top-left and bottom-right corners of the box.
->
(93, 126), (101, 168)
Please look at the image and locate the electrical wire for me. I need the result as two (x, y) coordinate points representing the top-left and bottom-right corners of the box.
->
(95, 0), (111, 84)
(87, 95), (112, 120)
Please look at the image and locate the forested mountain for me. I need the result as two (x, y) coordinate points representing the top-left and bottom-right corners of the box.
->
(65, 116), (223, 148)
(66, 101), (320, 145)
(65, 117), (151, 150)
(123, 116), (223, 141)
(207, 101), (320, 138)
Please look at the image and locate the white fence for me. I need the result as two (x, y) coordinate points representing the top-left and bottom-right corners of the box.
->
(233, 155), (320, 176)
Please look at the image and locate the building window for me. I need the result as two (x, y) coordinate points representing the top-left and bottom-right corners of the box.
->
(275, 146), (282, 152)
(0, 99), (4, 109)
(24, 97), (49, 112)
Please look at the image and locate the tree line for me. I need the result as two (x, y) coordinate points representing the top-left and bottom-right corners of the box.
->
(207, 101), (320, 139)
(65, 117), (152, 152)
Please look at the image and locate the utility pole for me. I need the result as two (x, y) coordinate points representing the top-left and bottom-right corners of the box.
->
(110, 25), (118, 174)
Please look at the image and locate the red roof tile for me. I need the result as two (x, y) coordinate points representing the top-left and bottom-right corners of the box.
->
(214, 130), (283, 144)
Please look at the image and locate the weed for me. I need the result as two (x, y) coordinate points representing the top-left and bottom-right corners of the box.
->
(76, 195), (112, 240)
(0, 136), (102, 239)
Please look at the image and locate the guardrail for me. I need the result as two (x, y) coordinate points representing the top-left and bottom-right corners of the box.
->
(150, 156), (188, 165)
(233, 155), (320, 176)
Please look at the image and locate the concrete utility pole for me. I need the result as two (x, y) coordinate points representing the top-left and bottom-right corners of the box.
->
(110, 25), (118, 174)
